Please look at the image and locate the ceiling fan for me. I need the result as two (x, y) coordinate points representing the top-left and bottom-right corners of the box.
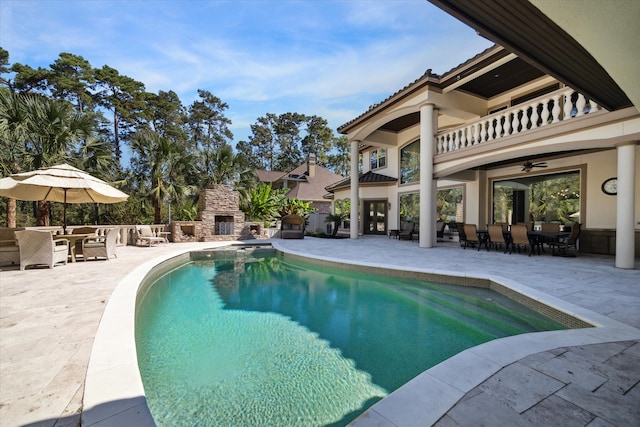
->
(522, 161), (548, 172)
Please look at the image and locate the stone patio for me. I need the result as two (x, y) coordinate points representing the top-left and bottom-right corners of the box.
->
(0, 236), (638, 426)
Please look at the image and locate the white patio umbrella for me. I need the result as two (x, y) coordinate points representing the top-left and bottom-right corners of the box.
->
(0, 163), (129, 232)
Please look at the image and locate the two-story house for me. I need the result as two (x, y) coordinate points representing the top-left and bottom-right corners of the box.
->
(328, 35), (638, 267)
(256, 154), (345, 233)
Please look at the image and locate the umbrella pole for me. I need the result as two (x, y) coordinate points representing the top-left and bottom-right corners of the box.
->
(63, 189), (68, 234)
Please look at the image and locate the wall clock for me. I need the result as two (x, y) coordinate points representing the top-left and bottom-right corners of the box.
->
(601, 177), (617, 195)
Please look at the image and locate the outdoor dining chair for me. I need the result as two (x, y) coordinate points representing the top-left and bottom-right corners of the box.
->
(462, 224), (481, 250)
(82, 227), (119, 261)
(487, 224), (508, 253)
(508, 224), (533, 256)
(15, 230), (69, 270)
(548, 223), (581, 256)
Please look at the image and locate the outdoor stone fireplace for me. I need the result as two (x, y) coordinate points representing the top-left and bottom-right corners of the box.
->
(171, 184), (246, 242)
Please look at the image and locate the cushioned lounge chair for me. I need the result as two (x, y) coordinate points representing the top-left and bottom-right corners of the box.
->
(280, 214), (305, 239)
(135, 225), (166, 247)
(15, 230), (69, 270)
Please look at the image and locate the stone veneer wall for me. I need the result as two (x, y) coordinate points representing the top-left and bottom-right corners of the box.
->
(169, 185), (247, 242)
(199, 185), (245, 241)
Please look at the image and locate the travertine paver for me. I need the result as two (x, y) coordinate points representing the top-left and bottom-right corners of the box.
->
(1, 237), (639, 426)
(436, 341), (640, 427)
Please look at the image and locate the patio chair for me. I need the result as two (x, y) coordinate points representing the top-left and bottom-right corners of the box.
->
(462, 224), (480, 250)
(487, 224), (508, 253)
(15, 230), (69, 270)
(398, 221), (414, 240)
(135, 225), (166, 247)
(82, 227), (119, 261)
(0, 228), (24, 266)
(455, 222), (467, 247)
(436, 221), (445, 242)
(72, 226), (97, 259)
(541, 223), (560, 232)
(280, 214), (305, 239)
(548, 223), (581, 256)
(508, 224), (533, 256)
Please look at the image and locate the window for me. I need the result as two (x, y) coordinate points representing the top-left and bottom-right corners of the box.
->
(493, 171), (580, 225)
(370, 148), (386, 170)
(437, 187), (463, 224)
(400, 140), (420, 184)
(400, 187), (464, 229)
(399, 193), (420, 226)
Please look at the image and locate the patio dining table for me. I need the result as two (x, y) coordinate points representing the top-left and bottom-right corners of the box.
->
(53, 233), (94, 262)
(526, 230), (570, 255)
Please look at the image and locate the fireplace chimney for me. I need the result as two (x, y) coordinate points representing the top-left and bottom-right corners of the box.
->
(307, 153), (316, 178)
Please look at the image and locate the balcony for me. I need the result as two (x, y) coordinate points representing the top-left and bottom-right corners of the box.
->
(436, 87), (605, 154)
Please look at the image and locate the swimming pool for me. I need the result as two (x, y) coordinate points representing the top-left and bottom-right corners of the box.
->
(136, 248), (566, 426)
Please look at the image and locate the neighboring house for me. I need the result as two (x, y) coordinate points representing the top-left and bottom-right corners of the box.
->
(256, 154), (345, 234)
(329, 3), (639, 269)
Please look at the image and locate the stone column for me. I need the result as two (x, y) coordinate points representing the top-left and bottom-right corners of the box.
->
(350, 139), (360, 239)
(615, 141), (637, 269)
(419, 103), (437, 248)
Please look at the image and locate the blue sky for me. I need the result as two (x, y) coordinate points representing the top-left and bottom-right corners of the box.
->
(1, 0), (492, 144)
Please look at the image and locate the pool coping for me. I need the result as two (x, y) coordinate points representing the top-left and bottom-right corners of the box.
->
(81, 242), (640, 426)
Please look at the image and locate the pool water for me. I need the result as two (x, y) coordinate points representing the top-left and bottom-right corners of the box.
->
(136, 251), (565, 426)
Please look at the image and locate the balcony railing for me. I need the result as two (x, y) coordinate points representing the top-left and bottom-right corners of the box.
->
(436, 87), (604, 154)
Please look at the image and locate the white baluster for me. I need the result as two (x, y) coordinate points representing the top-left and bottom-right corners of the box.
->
(530, 102), (539, 129)
(540, 97), (550, 126)
(575, 93), (586, 117)
(520, 106), (530, 131)
(590, 100), (600, 112)
(487, 119), (495, 141)
(551, 94), (561, 123)
(502, 112), (510, 136)
(460, 127), (467, 148)
(563, 90), (573, 120)
(472, 124), (479, 145)
(494, 115), (503, 140)
(511, 109), (520, 134)
(478, 121), (486, 143)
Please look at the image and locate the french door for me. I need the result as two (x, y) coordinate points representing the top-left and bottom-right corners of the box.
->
(363, 200), (387, 235)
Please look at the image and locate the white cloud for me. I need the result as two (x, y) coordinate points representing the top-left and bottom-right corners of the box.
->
(2, 0), (492, 142)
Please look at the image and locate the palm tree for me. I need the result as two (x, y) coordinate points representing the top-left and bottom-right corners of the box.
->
(0, 92), (94, 226)
(130, 128), (196, 224)
(0, 91), (29, 227)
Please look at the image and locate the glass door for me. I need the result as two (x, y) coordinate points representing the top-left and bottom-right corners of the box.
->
(363, 200), (387, 235)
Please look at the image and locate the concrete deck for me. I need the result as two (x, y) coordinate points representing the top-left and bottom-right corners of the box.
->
(0, 237), (638, 426)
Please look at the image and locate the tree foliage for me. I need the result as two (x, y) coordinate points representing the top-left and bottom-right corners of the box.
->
(0, 48), (350, 227)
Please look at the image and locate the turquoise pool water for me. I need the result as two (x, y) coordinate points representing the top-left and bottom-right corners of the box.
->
(136, 251), (565, 426)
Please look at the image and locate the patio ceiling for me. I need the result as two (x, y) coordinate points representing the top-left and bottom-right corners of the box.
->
(428, 0), (635, 112)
